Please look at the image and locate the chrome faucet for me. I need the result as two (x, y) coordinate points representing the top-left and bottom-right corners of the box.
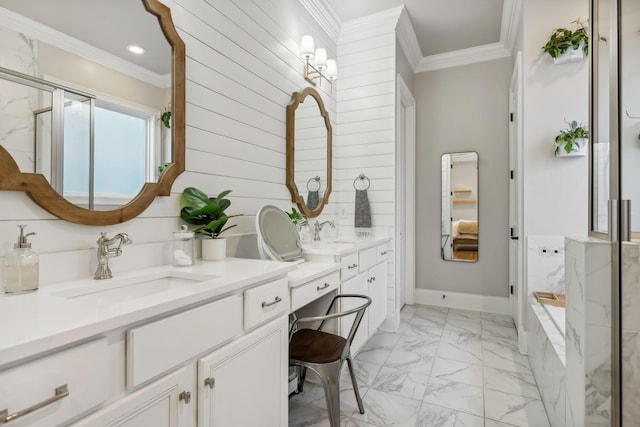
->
(94, 232), (133, 280)
(313, 220), (335, 241)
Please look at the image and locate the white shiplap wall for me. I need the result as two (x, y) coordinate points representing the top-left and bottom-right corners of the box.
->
(0, 0), (337, 285)
(335, 9), (400, 328)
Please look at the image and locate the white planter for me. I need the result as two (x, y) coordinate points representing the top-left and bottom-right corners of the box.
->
(202, 238), (226, 261)
(555, 137), (588, 157)
(553, 43), (585, 64)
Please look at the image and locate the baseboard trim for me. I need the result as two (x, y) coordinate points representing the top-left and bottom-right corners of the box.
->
(414, 289), (510, 315)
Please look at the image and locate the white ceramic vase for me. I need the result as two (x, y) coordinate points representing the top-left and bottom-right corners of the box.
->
(201, 238), (226, 261)
(555, 137), (588, 157)
(553, 43), (585, 65)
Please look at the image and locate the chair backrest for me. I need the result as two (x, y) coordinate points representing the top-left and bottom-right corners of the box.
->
(290, 294), (372, 350)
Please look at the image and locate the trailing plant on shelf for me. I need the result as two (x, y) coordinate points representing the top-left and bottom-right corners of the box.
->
(180, 187), (242, 238)
(542, 19), (589, 59)
(554, 120), (589, 156)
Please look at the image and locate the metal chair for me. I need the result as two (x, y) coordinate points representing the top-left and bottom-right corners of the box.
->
(289, 294), (371, 427)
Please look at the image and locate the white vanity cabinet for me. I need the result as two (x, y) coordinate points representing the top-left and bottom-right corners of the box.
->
(73, 366), (195, 427)
(63, 273), (291, 426)
(197, 316), (288, 427)
(303, 239), (389, 355)
(0, 338), (109, 427)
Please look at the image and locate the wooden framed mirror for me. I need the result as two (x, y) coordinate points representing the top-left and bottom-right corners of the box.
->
(0, 0), (185, 225)
(286, 87), (332, 218)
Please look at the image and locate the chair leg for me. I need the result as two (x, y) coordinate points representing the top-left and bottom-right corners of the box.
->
(297, 366), (307, 393)
(346, 355), (365, 414)
(314, 362), (343, 427)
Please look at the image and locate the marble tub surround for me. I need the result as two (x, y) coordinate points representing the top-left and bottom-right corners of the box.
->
(289, 304), (550, 426)
(621, 242), (640, 425)
(527, 235), (565, 294)
(528, 298), (565, 427)
(565, 237), (612, 427)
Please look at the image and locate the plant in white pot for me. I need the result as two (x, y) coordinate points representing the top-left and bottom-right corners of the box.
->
(554, 120), (589, 157)
(542, 19), (588, 64)
(180, 187), (242, 260)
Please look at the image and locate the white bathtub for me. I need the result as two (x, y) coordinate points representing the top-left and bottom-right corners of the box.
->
(543, 304), (565, 337)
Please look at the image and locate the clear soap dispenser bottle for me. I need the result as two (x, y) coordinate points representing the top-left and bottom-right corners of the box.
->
(4, 225), (39, 294)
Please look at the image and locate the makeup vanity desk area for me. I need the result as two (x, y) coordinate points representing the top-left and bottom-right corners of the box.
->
(301, 237), (391, 355)
(0, 257), (342, 427)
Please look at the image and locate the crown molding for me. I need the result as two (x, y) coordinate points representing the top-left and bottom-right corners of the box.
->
(500, 0), (522, 54)
(396, 7), (421, 71)
(0, 6), (169, 88)
(338, 5), (404, 41)
(416, 42), (511, 73)
(299, 0), (342, 43)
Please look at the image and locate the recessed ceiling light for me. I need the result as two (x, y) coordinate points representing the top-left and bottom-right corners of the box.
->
(127, 44), (145, 55)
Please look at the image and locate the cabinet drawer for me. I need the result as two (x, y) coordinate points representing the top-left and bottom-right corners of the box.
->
(0, 338), (108, 427)
(341, 252), (360, 280)
(244, 278), (289, 330)
(127, 294), (242, 388)
(290, 271), (340, 312)
(359, 247), (377, 271)
(377, 243), (389, 263)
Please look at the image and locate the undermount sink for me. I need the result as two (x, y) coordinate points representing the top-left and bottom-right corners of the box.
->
(52, 271), (219, 305)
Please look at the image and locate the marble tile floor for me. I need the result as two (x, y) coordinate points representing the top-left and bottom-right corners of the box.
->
(289, 304), (550, 427)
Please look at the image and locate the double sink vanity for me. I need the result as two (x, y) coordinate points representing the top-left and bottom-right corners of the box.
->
(0, 237), (389, 427)
(0, 0), (392, 425)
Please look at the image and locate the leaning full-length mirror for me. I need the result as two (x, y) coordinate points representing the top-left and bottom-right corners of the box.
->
(286, 87), (332, 218)
(0, 0), (185, 225)
(441, 152), (478, 262)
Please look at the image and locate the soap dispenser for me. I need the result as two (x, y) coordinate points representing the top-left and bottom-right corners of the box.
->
(4, 225), (39, 294)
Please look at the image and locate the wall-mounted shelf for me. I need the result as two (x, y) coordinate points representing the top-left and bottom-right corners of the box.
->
(453, 199), (476, 204)
(453, 189), (472, 193)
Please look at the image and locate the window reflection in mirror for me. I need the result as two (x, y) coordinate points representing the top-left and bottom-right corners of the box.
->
(441, 152), (478, 262)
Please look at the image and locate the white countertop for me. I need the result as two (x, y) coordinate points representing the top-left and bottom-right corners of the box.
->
(301, 237), (390, 256)
(0, 257), (298, 368)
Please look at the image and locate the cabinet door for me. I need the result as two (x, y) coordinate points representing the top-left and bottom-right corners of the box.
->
(73, 366), (194, 427)
(198, 316), (288, 427)
(339, 273), (369, 355)
(368, 262), (387, 333)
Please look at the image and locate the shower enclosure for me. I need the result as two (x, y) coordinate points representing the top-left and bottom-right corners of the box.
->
(591, 0), (640, 425)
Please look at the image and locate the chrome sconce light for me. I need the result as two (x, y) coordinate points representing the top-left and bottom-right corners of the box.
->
(300, 35), (337, 89)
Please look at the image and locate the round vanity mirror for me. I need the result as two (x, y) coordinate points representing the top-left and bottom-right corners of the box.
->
(256, 205), (304, 262)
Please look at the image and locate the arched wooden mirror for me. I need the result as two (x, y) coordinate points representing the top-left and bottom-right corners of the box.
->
(286, 87), (332, 218)
(0, 0), (185, 225)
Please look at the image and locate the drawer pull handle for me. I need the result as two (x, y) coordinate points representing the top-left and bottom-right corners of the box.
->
(261, 296), (282, 308)
(179, 391), (191, 404)
(317, 283), (330, 291)
(347, 264), (358, 269)
(0, 384), (69, 423)
(204, 377), (216, 389)
(372, 276), (376, 282)
(381, 251), (388, 255)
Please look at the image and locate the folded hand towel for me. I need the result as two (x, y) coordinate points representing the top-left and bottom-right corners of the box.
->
(354, 189), (371, 229)
(457, 220), (478, 235)
(307, 190), (319, 211)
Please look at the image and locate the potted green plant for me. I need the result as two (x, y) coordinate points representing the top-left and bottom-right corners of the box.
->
(180, 187), (242, 260)
(554, 120), (589, 157)
(286, 207), (307, 229)
(160, 103), (172, 128)
(542, 19), (588, 64)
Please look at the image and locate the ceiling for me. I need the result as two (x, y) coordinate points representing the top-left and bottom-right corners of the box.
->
(0, 0), (170, 77)
(326, 0), (504, 57)
(319, 0), (520, 72)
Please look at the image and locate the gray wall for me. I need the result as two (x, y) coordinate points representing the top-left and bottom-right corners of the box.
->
(414, 58), (511, 297)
